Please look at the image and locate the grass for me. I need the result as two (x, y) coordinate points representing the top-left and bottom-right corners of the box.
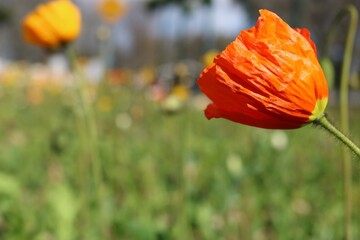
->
(0, 76), (359, 240)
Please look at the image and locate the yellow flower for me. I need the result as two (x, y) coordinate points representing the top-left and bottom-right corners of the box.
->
(171, 85), (190, 101)
(22, 0), (81, 49)
(96, 95), (114, 112)
(202, 49), (219, 66)
(174, 63), (189, 79)
(98, 0), (127, 24)
(139, 66), (156, 86)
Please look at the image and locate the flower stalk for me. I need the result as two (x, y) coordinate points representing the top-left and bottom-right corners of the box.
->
(313, 115), (360, 158)
(323, 4), (358, 240)
(65, 46), (106, 238)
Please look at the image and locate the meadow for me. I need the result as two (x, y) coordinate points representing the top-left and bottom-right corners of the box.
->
(0, 62), (359, 240)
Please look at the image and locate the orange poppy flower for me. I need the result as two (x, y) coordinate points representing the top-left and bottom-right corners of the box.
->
(22, 0), (81, 49)
(198, 9), (328, 129)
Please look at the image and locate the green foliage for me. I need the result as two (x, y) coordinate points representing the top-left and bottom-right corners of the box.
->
(0, 80), (359, 239)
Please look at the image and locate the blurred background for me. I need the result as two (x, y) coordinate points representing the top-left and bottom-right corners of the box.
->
(0, 0), (359, 67)
(0, 0), (359, 239)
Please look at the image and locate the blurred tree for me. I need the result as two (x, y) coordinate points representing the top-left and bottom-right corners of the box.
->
(146, 0), (211, 12)
(0, 6), (11, 25)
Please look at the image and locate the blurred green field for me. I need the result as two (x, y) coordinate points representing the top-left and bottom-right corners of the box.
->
(0, 74), (359, 240)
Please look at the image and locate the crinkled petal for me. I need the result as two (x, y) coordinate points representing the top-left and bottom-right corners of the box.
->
(197, 9), (328, 129)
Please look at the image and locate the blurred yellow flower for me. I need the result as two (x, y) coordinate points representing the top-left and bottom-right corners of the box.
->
(174, 63), (189, 79)
(161, 95), (183, 114)
(96, 95), (114, 112)
(171, 85), (190, 101)
(161, 86), (191, 114)
(139, 66), (156, 86)
(201, 49), (219, 66)
(98, 0), (127, 24)
(22, 0), (81, 49)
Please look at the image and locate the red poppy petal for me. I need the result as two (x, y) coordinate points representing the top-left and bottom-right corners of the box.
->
(198, 62), (309, 128)
(294, 28), (317, 54)
(205, 103), (304, 129)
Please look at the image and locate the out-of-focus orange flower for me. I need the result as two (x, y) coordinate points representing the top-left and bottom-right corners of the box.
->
(98, 0), (127, 24)
(198, 9), (328, 129)
(22, 0), (81, 49)
(26, 86), (44, 106)
(106, 69), (124, 85)
(0, 63), (26, 87)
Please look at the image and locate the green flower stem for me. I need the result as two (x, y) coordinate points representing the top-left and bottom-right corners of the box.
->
(68, 49), (101, 184)
(323, 5), (358, 240)
(65, 46), (106, 238)
(64, 46), (90, 237)
(66, 47), (102, 189)
(314, 115), (360, 158)
(339, 6), (358, 240)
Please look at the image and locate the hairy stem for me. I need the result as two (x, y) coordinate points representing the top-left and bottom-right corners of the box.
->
(313, 115), (360, 158)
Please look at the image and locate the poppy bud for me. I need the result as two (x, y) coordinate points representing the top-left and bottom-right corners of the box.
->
(198, 10), (328, 129)
(22, 0), (81, 49)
